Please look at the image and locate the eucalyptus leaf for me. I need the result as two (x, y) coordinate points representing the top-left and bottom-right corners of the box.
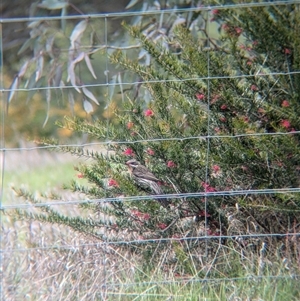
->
(84, 54), (97, 79)
(43, 88), (51, 127)
(53, 65), (63, 87)
(67, 52), (85, 93)
(18, 60), (30, 78)
(109, 75), (117, 101)
(70, 20), (88, 49)
(36, 54), (44, 82)
(68, 91), (75, 116)
(61, 5), (67, 32)
(26, 76), (45, 102)
(125, 0), (140, 9)
(18, 39), (34, 55)
(7, 76), (19, 103)
(38, 0), (68, 10)
(83, 99), (94, 114)
(82, 86), (99, 105)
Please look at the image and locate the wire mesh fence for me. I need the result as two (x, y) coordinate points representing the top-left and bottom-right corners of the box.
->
(1, 1), (300, 300)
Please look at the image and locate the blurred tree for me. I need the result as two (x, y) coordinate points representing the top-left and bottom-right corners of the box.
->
(2, 0), (130, 144)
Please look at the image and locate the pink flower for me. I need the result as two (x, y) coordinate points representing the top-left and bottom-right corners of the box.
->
(199, 210), (211, 217)
(201, 182), (217, 192)
(246, 60), (252, 66)
(235, 27), (243, 35)
(157, 223), (167, 230)
(220, 104), (227, 110)
(207, 229), (220, 236)
(206, 186), (216, 192)
(196, 93), (205, 101)
(167, 161), (176, 168)
(250, 84), (258, 91)
(207, 229), (214, 235)
(111, 223), (118, 230)
(108, 179), (119, 187)
(212, 165), (220, 173)
(281, 100), (290, 107)
(212, 9), (219, 15)
(219, 117), (226, 123)
(123, 148), (134, 156)
(147, 148), (155, 155)
(143, 213), (150, 221)
(131, 209), (142, 217)
(211, 94), (220, 104)
(243, 116), (249, 123)
(258, 107), (265, 113)
(202, 182), (209, 189)
(77, 173), (84, 178)
(214, 127), (221, 134)
(127, 122), (134, 129)
(284, 48), (291, 55)
(241, 165), (248, 171)
(222, 23), (230, 31)
(280, 119), (291, 129)
(131, 210), (151, 221)
(144, 109), (154, 117)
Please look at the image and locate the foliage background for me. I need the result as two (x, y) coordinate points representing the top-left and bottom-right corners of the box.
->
(1, 0), (300, 300)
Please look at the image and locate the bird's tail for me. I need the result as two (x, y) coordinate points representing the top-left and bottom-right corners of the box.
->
(150, 182), (170, 208)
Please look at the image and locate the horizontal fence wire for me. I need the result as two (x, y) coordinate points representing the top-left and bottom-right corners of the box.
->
(2, 188), (300, 210)
(0, 130), (299, 152)
(3, 70), (300, 93)
(0, 0), (298, 23)
(1, 0), (300, 298)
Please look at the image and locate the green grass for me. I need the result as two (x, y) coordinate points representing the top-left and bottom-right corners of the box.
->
(106, 275), (300, 300)
(2, 159), (89, 205)
(4, 162), (76, 192)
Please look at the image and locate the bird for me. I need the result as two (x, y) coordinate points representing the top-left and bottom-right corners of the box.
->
(126, 158), (170, 208)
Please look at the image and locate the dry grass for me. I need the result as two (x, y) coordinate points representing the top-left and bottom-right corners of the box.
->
(2, 148), (300, 300)
(3, 207), (300, 300)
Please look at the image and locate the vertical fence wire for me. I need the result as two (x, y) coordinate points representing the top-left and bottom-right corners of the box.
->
(204, 8), (211, 259)
(102, 14), (109, 300)
(0, 0), (5, 298)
